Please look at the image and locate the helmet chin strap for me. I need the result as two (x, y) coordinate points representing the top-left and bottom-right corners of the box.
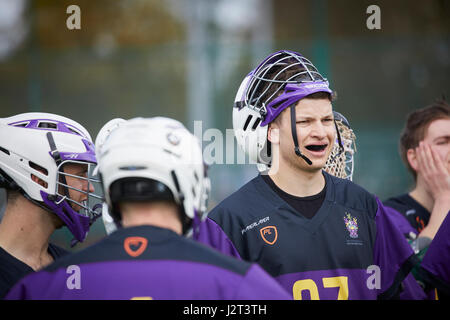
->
(290, 105), (312, 165)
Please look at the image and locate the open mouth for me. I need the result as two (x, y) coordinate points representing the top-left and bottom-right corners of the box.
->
(305, 144), (328, 152)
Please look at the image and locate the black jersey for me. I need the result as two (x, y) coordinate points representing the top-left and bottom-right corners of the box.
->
(261, 174), (326, 219)
(5, 225), (291, 300)
(0, 243), (67, 298)
(384, 193), (430, 235)
(196, 171), (426, 300)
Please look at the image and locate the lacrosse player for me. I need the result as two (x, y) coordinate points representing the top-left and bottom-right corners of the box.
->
(0, 113), (101, 298)
(196, 50), (425, 299)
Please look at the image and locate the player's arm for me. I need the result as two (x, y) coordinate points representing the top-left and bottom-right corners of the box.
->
(233, 264), (292, 300)
(382, 205), (433, 290)
(418, 213), (450, 297)
(373, 198), (427, 299)
(194, 215), (243, 259)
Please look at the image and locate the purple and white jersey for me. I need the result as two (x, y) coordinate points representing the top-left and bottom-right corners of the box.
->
(5, 226), (291, 300)
(195, 172), (426, 300)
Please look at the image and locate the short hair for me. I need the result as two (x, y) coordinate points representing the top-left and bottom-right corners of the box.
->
(399, 99), (450, 180)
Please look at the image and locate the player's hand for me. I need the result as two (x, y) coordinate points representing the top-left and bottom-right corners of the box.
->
(415, 141), (450, 201)
(416, 141), (450, 239)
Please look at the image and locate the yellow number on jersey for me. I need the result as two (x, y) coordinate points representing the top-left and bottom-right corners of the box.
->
(292, 279), (320, 300)
(293, 276), (349, 300)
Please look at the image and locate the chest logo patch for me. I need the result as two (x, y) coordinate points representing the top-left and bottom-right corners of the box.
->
(344, 213), (358, 239)
(124, 236), (148, 257)
(260, 226), (278, 245)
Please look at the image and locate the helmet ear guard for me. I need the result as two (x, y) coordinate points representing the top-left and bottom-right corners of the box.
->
(233, 107), (270, 165)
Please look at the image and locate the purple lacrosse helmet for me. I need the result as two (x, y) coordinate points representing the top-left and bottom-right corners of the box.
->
(233, 50), (339, 167)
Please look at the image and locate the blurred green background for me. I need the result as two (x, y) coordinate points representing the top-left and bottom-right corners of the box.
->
(0, 0), (449, 250)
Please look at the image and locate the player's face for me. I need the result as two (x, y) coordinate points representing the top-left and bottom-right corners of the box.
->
(61, 163), (95, 212)
(423, 118), (450, 171)
(277, 98), (335, 172)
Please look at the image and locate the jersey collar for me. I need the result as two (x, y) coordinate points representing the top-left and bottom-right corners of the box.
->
(253, 171), (337, 234)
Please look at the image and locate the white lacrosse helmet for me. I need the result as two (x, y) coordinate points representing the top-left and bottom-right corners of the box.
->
(233, 72), (271, 167)
(233, 50), (333, 169)
(95, 118), (127, 160)
(0, 113), (102, 244)
(98, 117), (210, 235)
(94, 118), (127, 235)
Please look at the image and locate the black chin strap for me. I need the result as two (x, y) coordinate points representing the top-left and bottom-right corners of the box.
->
(290, 105), (312, 165)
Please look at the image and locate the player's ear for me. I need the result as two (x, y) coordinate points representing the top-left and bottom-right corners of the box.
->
(406, 148), (418, 172)
(268, 124), (280, 144)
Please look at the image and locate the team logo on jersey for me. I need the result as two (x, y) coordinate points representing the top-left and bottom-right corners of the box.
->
(260, 226), (278, 245)
(124, 236), (148, 257)
(343, 213), (358, 239)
